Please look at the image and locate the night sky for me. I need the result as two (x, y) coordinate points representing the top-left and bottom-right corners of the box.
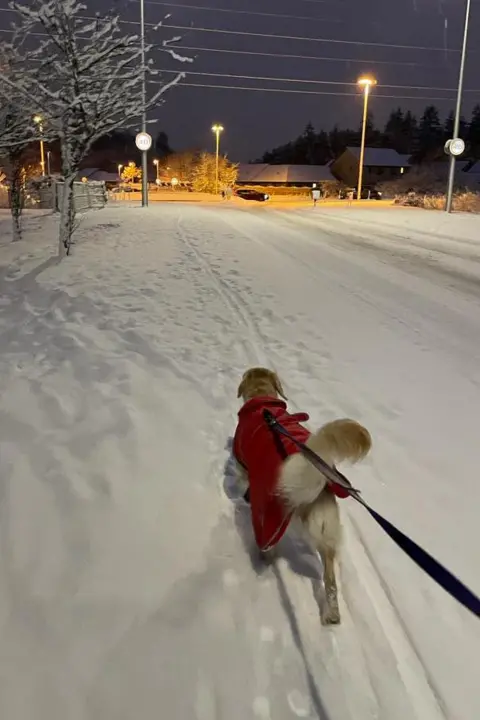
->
(1, 0), (479, 161)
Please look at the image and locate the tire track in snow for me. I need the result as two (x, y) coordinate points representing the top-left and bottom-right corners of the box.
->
(202, 208), (448, 719)
(176, 215), (268, 368)
(343, 515), (447, 720)
(175, 213), (347, 718)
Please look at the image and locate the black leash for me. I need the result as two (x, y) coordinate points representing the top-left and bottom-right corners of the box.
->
(263, 409), (480, 621)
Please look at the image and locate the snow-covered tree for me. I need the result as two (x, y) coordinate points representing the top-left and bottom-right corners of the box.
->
(159, 151), (197, 184)
(121, 162), (142, 184)
(0, 49), (46, 241)
(191, 153), (238, 194)
(2, 0), (189, 256)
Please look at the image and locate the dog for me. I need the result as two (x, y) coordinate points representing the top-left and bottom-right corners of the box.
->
(233, 367), (372, 625)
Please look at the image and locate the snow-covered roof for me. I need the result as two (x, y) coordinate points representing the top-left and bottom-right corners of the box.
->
(346, 147), (410, 167)
(77, 168), (99, 179)
(456, 160), (470, 172)
(237, 163), (334, 184)
(76, 168), (119, 182)
(465, 160), (480, 175)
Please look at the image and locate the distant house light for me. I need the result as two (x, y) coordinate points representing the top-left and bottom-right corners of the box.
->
(400, 167), (405, 174)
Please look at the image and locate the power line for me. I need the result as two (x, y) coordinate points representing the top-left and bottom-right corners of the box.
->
(292, 0), (346, 4)
(0, 7), (466, 54)
(147, 23), (464, 54)
(157, 81), (460, 102)
(174, 44), (443, 70)
(142, 1), (342, 25)
(1, 29), (477, 95)
(155, 67), (477, 93)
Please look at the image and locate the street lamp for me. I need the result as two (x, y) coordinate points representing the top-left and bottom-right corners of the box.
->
(118, 164), (123, 181)
(212, 123), (224, 195)
(357, 76), (376, 201)
(153, 158), (160, 183)
(445, 0), (471, 213)
(33, 115), (46, 176)
(47, 151), (52, 176)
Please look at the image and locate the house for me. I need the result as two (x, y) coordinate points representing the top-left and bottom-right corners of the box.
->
(330, 147), (410, 187)
(463, 160), (480, 188)
(237, 163), (335, 187)
(76, 168), (120, 187)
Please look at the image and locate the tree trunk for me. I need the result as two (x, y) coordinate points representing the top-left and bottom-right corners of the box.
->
(11, 211), (22, 243)
(8, 160), (25, 242)
(58, 173), (76, 258)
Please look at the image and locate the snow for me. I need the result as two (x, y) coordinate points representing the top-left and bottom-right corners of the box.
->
(1, 203), (479, 720)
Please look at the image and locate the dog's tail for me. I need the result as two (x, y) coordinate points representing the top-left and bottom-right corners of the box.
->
(278, 419), (372, 509)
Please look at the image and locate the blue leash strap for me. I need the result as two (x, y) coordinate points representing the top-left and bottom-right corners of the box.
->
(362, 504), (480, 619)
(263, 409), (480, 620)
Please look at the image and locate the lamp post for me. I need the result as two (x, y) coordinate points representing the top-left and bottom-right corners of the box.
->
(357, 77), (376, 201)
(445, 0), (471, 213)
(33, 115), (45, 176)
(140, 0), (148, 207)
(212, 124), (224, 194)
(47, 151), (51, 176)
(118, 164), (123, 182)
(153, 158), (160, 183)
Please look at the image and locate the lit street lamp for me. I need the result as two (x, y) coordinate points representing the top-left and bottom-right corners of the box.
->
(212, 123), (224, 195)
(153, 158), (160, 183)
(33, 114), (46, 176)
(445, 0), (471, 213)
(118, 164), (123, 181)
(357, 76), (376, 201)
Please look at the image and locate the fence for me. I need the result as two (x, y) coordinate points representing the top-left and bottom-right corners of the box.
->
(54, 181), (108, 212)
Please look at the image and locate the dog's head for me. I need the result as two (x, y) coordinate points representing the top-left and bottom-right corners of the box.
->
(237, 367), (287, 403)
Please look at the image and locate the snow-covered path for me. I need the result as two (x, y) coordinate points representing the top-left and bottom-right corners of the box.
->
(0, 205), (479, 720)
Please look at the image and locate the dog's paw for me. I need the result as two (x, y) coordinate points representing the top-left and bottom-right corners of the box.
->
(321, 605), (341, 625)
(260, 547), (277, 565)
(321, 590), (341, 625)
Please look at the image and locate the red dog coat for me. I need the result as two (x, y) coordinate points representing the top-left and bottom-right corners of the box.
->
(233, 396), (349, 551)
(233, 397), (311, 551)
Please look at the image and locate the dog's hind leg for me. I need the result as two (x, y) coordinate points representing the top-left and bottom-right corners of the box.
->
(233, 459), (250, 502)
(318, 546), (340, 625)
(303, 494), (342, 625)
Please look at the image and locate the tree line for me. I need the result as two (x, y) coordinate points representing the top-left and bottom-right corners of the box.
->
(261, 105), (480, 166)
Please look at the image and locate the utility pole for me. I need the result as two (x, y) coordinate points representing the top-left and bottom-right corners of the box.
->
(445, 0), (471, 213)
(140, 0), (148, 207)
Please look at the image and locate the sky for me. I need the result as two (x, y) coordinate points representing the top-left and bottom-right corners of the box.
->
(1, 0), (479, 161)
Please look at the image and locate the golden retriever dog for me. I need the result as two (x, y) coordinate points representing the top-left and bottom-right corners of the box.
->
(233, 367), (372, 625)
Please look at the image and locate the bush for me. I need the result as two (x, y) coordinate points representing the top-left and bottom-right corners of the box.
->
(395, 190), (480, 213)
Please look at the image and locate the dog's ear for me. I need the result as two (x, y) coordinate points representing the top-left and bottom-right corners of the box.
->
(237, 376), (246, 398)
(270, 371), (287, 400)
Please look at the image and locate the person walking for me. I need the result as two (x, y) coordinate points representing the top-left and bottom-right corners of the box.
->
(312, 187), (321, 207)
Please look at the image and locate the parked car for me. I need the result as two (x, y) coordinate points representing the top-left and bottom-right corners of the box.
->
(339, 187), (383, 200)
(235, 188), (270, 202)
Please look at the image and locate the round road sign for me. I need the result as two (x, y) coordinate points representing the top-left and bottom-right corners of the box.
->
(444, 138), (465, 157)
(135, 132), (152, 152)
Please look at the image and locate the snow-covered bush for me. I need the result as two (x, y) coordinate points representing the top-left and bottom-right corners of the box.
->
(394, 190), (480, 212)
(191, 152), (238, 194)
(1, 0), (190, 256)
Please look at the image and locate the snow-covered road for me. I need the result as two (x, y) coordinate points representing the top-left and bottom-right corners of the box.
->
(0, 205), (479, 720)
